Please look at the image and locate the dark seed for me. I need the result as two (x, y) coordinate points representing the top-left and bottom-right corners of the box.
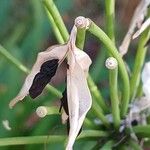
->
(131, 119), (138, 126)
(29, 59), (59, 99)
(67, 118), (82, 136)
(59, 88), (82, 135)
(59, 88), (69, 115)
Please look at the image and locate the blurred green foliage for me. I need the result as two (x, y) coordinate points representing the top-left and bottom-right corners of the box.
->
(0, 0), (73, 150)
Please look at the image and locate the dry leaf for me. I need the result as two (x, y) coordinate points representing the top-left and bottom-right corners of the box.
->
(119, 0), (150, 56)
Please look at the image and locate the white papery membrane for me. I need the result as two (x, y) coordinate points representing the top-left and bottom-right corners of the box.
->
(66, 26), (92, 150)
(9, 24), (92, 150)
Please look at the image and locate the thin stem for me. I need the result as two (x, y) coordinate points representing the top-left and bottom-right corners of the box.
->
(0, 44), (62, 98)
(101, 140), (114, 150)
(105, 0), (115, 42)
(78, 130), (108, 139)
(128, 140), (142, 150)
(0, 135), (65, 146)
(0, 44), (29, 73)
(126, 125), (150, 138)
(44, 7), (64, 44)
(132, 125), (150, 137)
(0, 130), (108, 146)
(43, 0), (69, 42)
(76, 27), (86, 50)
(91, 49), (106, 82)
(84, 118), (98, 129)
(109, 66), (120, 128)
(88, 76), (109, 113)
(91, 99), (110, 127)
(130, 28), (150, 101)
(105, 0), (120, 128)
(88, 21), (130, 117)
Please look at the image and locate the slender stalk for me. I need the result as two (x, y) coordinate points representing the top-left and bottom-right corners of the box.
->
(91, 99), (110, 127)
(128, 140), (142, 150)
(76, 27), (86, 50)
(132, 125), (150, 137)
(109, 65), (120, 128)
(105, 0), (115, 42)
(88, 76), (109, 113)
(0, 44), (62, 98)
(44, 7), (64, 44)
(0, 135), (65, 146)
(0, 130), (108, 146)
(126, 125), (150, 138)
(0, 44), (29, 73)
(101, 140), (114, 150)
(130, 28), (150, 101)
(43, 0), (69, 42)
(91, 49), (106, 82)
(84, 118), (98, 129)
(88, 21), (130, 117)
(78, 130), (108, 139)
(105, 0), (120, 127)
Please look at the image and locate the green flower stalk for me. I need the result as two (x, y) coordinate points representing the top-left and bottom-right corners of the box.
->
(105, 57), (120, 128)
(88, 20), (130, 117)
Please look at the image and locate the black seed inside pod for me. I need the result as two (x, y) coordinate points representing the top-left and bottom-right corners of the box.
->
(59, 88), (69, 115)
(29, 59), (59, 99)
(59, 88), (82, 136)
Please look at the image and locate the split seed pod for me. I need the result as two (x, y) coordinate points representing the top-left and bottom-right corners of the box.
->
(9, 21), (92, 150)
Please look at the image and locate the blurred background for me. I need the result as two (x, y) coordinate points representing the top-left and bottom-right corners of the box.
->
(0, 0), (148, 149)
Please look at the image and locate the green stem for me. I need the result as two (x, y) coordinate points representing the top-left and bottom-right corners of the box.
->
(105, 0), (120, 127)
(128, 140), (142, 150)
(88, 20), (130, 117)
(105, 0), (115, 42)
(0, 130), (108, 146)
(91, 99), (110, 127)
(76, 26), (86, 50)
(43, 0), (69, 42)
(100, 140), (114, 150)
(88, 76), (109, 113)
(109, 66), (120, 128)
(0, 135), (65, 146)
(91, 49), (106, 82)
(126, 125), (150, 138)
(0, 44), (62, 98)
(78, 130), (108, 139)
(132, 125), (150, 137)
(44, 7), (64, 44)
(84, 118), (98, 129)
(130, 28), (150, 101)
(0, 44), (29, 73)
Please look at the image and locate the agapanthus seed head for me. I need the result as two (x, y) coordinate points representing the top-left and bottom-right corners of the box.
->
(36, 106), (47, 118)
(105, 57), (118, 70)
(74, 16), (90, 29)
